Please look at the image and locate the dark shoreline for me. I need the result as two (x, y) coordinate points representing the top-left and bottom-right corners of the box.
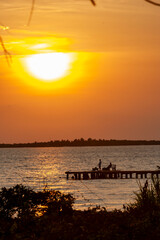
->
(0, 139), (160, 148)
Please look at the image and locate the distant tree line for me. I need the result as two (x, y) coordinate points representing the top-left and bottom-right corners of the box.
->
(0, 138), (160, 148)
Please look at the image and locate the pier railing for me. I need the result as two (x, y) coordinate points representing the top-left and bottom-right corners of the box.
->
(65, 170), (160, 180)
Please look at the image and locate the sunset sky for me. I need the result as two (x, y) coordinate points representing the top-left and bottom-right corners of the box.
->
(0, 0), (160, 143)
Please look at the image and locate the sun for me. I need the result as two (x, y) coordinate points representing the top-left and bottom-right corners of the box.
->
(12, 50), (96, 91)
(25, 52), (71, 82)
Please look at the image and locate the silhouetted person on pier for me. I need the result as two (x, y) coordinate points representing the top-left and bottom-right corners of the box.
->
(98, 159), (102, 169)
(106, 162), (112, 171)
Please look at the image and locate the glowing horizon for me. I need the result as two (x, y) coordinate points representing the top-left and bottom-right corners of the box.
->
(0, 0), (160, 142)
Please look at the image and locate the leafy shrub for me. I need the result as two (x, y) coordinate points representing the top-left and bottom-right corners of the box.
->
(125, 178), (160, 213)
(1, 182), (160, 240)
(0, 184), (74, 221)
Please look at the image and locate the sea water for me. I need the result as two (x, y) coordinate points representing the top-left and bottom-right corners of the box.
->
(0, 145), (160, 210)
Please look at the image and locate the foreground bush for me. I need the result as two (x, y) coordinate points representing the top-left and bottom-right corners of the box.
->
(0, 184), (74, 220)
(0, 181), (160, 240)
(126, 178), (160, 213)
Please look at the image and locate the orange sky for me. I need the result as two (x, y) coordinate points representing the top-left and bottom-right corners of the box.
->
(0, 0), (160, 143)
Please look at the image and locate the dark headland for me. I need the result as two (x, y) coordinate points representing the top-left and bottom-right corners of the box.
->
(0, 139), (160, 148)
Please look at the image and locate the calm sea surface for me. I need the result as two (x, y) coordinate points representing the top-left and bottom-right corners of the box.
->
(0, 146), (160, 210)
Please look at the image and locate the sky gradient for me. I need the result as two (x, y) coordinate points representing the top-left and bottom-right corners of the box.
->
(0, 0), (160, 143)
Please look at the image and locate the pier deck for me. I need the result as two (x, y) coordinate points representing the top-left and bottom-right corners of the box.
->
(65, 170), (160, 180)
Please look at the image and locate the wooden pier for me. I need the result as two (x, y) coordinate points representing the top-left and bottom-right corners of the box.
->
(65, 170), (160, 180)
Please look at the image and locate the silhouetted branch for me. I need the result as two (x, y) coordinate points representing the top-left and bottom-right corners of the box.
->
(144, 0), (160, 6)
(26, 0), (160, 28)
(0, 36), (12, 66)
(90, 0), (160, 7)
(27, 0), (36, 26)
(90, 0), (96, 6)
(27, 0), (95, 26)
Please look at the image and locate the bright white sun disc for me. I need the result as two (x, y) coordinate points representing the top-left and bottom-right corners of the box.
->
(25, 53), (71, 82)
